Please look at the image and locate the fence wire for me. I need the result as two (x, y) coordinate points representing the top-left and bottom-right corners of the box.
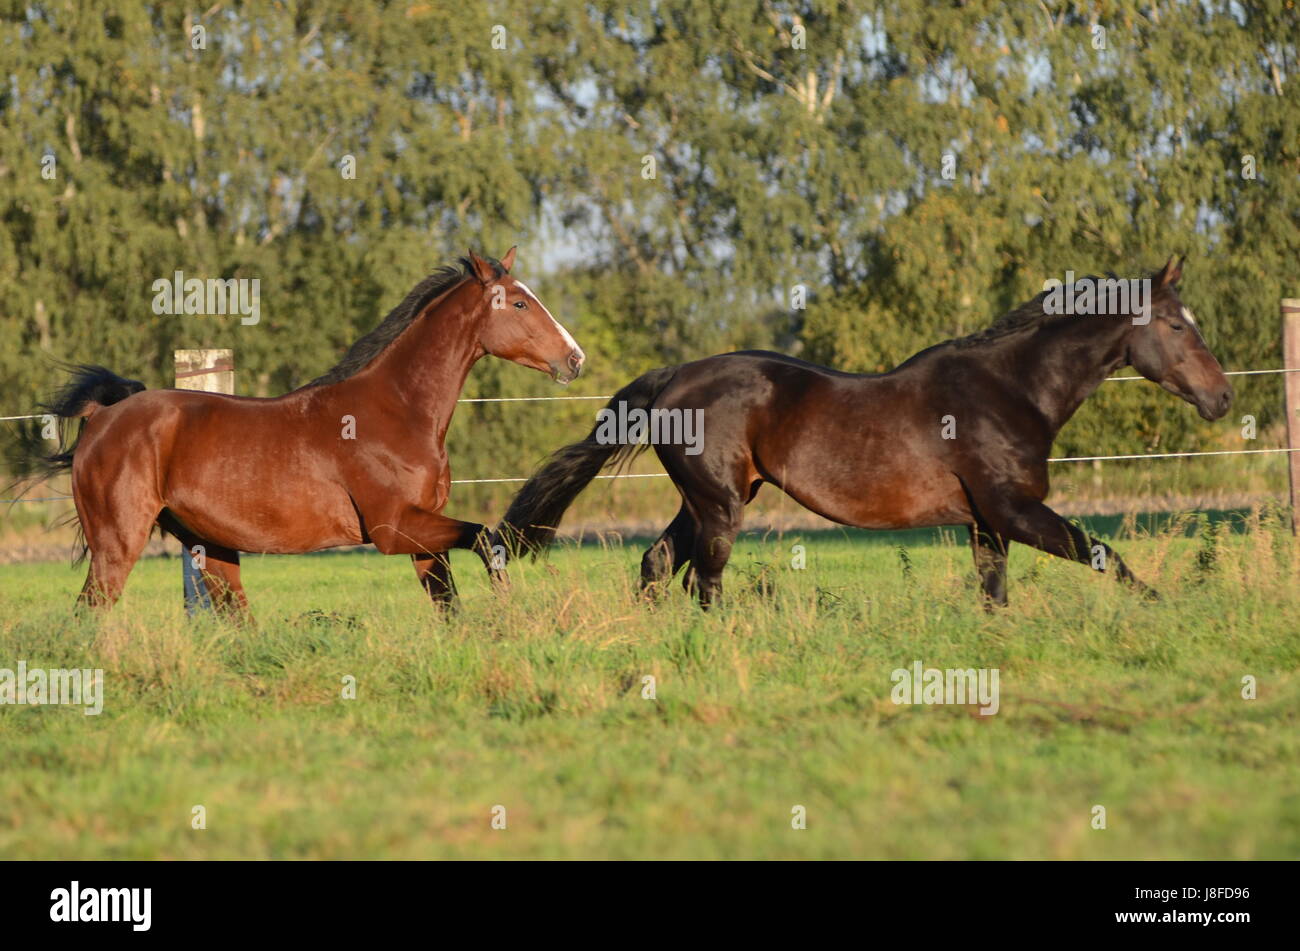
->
(3, 366), (1298, 502)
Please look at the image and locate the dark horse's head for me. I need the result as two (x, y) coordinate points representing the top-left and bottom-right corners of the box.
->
(466, 248), (586, 384)
(1126, 257), (1233, 421)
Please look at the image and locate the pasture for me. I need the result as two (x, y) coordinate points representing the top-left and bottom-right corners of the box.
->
(1, 511), (1296, 859)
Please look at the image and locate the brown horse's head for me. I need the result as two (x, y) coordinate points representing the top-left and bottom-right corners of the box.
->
(1126, 257), (1233, 421)
(466, 248), (585, 384)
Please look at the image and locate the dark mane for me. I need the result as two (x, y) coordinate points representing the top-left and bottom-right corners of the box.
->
(303, 256), (500, 387)
(951, 273), (1112, 349)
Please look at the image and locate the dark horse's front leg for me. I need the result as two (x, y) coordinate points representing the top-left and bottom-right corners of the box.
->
(969, 489), (1158, 602)
(969, 519), (1009, 609)
(639, 504), (697, 601)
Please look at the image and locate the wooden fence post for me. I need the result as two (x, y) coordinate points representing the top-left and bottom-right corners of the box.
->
(174, 349), (234, 614)
(1283, 301), (1300, 535)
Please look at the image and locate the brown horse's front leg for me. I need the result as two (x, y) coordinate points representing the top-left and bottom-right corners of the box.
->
(971, 491), (1158, 600)
(412, 552), (457, 610)
(373, 511), (509, 597)
(457, 522), (510, 594)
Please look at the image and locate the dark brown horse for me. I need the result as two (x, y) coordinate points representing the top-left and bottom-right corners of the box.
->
(20, 249), (584, 617)
(498, 258), (1231, 607)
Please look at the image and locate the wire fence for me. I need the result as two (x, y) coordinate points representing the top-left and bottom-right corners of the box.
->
(3, 366), (1298, 502)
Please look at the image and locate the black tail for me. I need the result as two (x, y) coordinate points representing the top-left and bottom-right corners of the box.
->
(4, 365), (145, 484)
(496, 365), (680, 558)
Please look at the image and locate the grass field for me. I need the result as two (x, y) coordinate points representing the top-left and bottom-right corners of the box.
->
(1, 510), (1298, 859)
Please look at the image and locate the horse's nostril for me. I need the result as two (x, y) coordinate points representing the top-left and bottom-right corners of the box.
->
(567, 351), (585, 374)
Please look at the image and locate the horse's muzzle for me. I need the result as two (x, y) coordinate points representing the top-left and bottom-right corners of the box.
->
(1198, 384), (1233, 421)
(552, 348), (585, 385)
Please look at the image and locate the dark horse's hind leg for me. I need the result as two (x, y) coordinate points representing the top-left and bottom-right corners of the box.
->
(969, 488), (1158, 600)
(640, 504), (696, 600)
(969, 520), (1009, 609)
(653, 447), (752, 608)
(682, 497), (745, 609)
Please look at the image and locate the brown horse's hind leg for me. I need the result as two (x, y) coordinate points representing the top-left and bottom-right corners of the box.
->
(412, 552), (456, 609)
(194, 546), (250, 620)
(640, 505), (696, 600)
(970, 520), (1009, 609)
(158, 512), (252, 621)
(76, 504), (159, 610)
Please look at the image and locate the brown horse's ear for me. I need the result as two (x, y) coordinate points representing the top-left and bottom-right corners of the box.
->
(1157, 255), (1183, 289)
(500, 246), (517, 272)
(467, 249), (497, 284)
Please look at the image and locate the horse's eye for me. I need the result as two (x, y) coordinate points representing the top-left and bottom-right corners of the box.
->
(513, 300), (527, 310)
(1170, 322), (1184, 332)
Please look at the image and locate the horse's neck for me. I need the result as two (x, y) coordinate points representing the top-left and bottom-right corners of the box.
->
(1010, 317), (1131, 432)
(364, 283), (485, 439)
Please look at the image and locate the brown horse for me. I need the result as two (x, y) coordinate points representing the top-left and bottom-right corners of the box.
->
(20, 249), (584, 617)
(498, 258), (1232, 607)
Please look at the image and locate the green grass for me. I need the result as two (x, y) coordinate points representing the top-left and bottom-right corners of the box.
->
(1, 512), (1298, 859)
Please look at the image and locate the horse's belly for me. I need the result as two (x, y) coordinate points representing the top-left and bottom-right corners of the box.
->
(163, 474), (363, 553)
(840, 477), (972, 530)
(166, 502), (361, 554)
(780, 459), (972, 530)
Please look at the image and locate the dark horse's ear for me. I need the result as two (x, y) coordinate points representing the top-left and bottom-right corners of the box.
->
(500, 246), (517, 272)
(467, 249), (497, 284)
(1157, 255), (1184, 289)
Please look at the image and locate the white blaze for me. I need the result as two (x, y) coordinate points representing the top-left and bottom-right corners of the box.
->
(516, 280), (582, 355)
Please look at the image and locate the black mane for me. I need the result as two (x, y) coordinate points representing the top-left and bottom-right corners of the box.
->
(951, 273), (1122, 349)
(304, 255), (500, 387)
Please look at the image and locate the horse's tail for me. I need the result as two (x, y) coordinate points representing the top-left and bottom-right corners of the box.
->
(5, 365), (146, 483)
(496, 364), (680, 559)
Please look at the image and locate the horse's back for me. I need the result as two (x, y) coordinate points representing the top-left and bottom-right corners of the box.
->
(654, 350), (974, 529)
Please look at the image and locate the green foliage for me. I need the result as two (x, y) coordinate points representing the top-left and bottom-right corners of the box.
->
(1, 1), (1297, 483)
